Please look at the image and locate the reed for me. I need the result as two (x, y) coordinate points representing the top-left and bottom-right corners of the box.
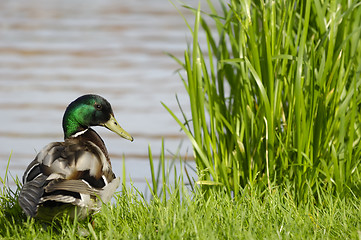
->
(165, 0), (361, 202)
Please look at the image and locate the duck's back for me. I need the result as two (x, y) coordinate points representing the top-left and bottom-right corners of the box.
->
(18, 128), (119, 220)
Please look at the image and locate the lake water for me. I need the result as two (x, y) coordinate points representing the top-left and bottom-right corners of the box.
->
(0, 0), (215, 193)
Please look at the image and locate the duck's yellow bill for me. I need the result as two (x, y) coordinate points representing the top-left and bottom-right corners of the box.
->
(103, 115), (134, 142)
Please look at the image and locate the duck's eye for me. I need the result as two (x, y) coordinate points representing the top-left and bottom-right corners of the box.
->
(95, 103), (102, 110)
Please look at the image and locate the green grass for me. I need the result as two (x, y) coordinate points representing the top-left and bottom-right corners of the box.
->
(165, 0), (361, 203)
(1, 178), (361, 239)
(1, 146), (361, 239)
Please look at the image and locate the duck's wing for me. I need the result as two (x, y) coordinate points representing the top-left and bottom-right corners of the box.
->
(18, 140), (118, 218)
(41, 177), (120, 205)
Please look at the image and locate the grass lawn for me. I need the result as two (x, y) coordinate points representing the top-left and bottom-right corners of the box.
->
(1, 182), (361, 239)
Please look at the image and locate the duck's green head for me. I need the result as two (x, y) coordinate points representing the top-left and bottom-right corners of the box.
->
(62, 94), (133, 141)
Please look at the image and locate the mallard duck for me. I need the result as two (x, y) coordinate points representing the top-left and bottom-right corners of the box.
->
(18, 94), (133, 221)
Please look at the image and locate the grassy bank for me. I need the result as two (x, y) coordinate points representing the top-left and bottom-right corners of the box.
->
(1, 181), (361, 239)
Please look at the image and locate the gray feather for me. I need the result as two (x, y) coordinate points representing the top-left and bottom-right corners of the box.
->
(18, 174), (48, 217)
(45, 179), (100, 195)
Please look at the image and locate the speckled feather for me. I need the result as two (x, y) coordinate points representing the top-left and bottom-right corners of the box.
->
(18, 128), (119, 219)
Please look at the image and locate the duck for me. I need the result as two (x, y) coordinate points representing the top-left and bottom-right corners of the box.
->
(18, 94), (133, 221)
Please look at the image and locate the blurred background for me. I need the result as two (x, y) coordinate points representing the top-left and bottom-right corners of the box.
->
(0, 0), (211, 193)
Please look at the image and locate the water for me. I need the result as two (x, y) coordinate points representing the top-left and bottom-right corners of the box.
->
(0, 0), (213, 192)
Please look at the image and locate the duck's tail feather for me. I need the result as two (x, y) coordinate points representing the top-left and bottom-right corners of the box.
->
(18, 174), (48, 217)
